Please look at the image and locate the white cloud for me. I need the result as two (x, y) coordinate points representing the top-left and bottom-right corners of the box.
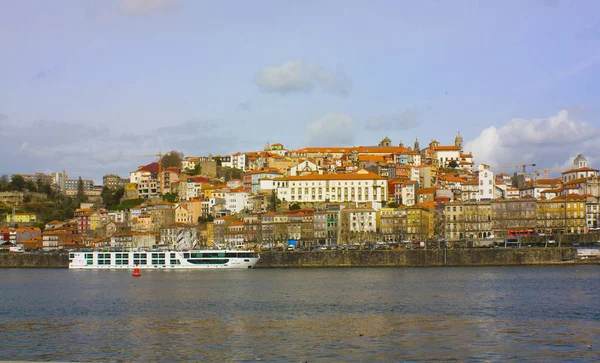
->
(255, 61), (351, 96)
(305, 112), (355, 146)
(465, 109), (599, 170)
(364, 107), (424, 131)
(121, 0), (177, 14)
(2, 118), (249, 183)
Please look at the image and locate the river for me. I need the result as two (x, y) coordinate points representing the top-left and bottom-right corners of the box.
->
(1, 266), (599, 362)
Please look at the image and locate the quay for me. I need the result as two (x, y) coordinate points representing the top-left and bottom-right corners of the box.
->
(1, 248), (597, 268)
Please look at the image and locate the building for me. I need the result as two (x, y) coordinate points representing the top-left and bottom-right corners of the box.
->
(491, 199), (537, 238)
(562, 154), (598, 183)
(339, 207), (377, 244)
(5, 212), (37, 224)
(536, 195), (587, 235)
(406, 205), (433, 241)
(274, 170), (387, 204)
(103, 174), (129, 189)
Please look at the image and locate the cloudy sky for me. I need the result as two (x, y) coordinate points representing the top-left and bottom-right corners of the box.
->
(1, 0), (600, 182)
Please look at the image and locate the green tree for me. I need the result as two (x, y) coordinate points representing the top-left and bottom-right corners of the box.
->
(269, 190), (277, 212)
(101, 187), (125, 210)
(448, 160), (458, 168)
(161, 150), (184, 169)
(198, 215), (214, 224)
(214, 156), (222, 167)
(289, 203), (301, 211)
(8, 175), (26, 191)
(76, 176), (87, 202)
(0, 174), (10, 191)
(192, 163), (202, 175)
(388, 202), (399, 208)
(162, 192), (178, 203)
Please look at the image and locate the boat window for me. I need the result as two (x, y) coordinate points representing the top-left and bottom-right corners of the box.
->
(170, 253), (176, 258)
(187, 259), (229, 265)
(69, 253), (74, 259)
(152, 259), (166, 265)
(170, 260), (180, 265)
(85, 253), (94, 259)
(86, 260), (93, 265)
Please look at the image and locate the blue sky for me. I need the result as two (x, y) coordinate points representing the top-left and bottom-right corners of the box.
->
(1, 0), (600, 182)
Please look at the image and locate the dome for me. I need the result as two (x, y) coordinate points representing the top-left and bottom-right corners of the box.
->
(573, 153), (587, 169)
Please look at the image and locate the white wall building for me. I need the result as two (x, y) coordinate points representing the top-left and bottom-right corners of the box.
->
(273, 170), (387, 204)
(478, 165), (495, 201)
(224, 190), (249, 214)
(289, 160), (319, 176)
(402, 181), (417, 206)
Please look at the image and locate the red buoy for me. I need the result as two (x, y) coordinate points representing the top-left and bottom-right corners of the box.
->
(132, 264), (141, 277)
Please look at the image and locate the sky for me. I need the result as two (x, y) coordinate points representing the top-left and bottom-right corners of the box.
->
(1, 0), (600, 183)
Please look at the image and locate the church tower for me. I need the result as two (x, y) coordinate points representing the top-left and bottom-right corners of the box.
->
(413, 138), (420, 152)
(455, 131), (463, 152)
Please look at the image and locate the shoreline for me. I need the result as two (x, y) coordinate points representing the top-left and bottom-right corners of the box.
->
(1, 248), (598, 268)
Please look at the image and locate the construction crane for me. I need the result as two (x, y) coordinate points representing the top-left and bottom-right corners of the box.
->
(491, 163), (537, 174)
(130, 150), (164, 194)
(534, 168), (564, 179)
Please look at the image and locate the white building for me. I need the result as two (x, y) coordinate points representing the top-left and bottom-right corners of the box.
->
(562, 154), (598, 183)
(273, 170), (387, 204)
(289, 160), (319, 176)
(224, 189), (249, 214)
(342, 207), (377, 233)
(402, 181), (418, 206)
(231, 153), (248, 171)
(477, 165), (495, 201)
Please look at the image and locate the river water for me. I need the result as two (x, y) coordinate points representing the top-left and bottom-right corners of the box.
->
(1, 266), (599, 362)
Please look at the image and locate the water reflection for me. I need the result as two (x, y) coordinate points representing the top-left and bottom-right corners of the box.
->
(1, 267), (599, 361)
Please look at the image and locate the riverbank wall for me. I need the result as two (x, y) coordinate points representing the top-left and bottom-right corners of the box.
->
(0, 253), (69, 268)
(0, 248), (591, 268)
(255, 248), (585, 268)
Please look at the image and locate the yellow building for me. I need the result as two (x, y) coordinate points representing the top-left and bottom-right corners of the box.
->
(406, 205), (433, 241)
(462, 201), (492, 239)
(536, 195), (586, 234)
(5, 212), (37, 224)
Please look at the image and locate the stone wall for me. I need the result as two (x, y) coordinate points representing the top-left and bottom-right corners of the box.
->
(0, 253), (69, 268)
(0, 248), (581, 268)
(255, 248), (579, 268)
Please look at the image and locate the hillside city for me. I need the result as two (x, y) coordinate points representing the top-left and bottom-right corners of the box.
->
(2, 133), (599, 251)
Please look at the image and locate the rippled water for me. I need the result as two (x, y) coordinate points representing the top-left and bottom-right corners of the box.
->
(1, 266), (599, 362)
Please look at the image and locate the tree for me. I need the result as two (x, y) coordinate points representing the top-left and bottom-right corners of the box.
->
(289, 203), (301, 211)
(162, 150), (184, 169)
(0, 174), (9, 191)
(448, 160), (458, 169)
(192, 163), (202, 175)
(76, 176), (87, 202)
(214, 156), (222, 167)
(163, 192), (178, 203)
(388, 202), (399, 208)
(8, 175), (26, 191)
(269, 190), (278, 212)
(101, 187), (125, 210)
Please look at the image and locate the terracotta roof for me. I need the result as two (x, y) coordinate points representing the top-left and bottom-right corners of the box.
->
(137, 162), (159, 174)
(273, 172), (385, 181)
(562, 167), (598, 174)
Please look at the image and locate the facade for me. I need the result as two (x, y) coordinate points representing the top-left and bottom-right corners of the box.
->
(103, 174), (129, 189)
(491, 199), (537, 238)
(536, 196), (587, 235)
(274, 171), (387, 204)
(406, 206), (433, 241)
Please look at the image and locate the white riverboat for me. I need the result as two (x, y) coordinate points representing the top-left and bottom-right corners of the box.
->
(68, 250), (260, 269)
